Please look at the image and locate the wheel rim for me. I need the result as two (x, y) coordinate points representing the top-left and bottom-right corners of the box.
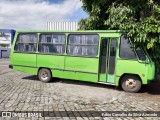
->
(40, 70), (48, 81)
(125, 79), (137, 89)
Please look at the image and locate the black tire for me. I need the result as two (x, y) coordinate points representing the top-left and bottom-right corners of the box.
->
(38, 68), (52, 83)
(121, 75), (142, 93)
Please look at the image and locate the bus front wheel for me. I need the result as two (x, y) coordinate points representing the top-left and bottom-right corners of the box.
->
(121, 75), (142, 93)
(38, 68), (52, 83)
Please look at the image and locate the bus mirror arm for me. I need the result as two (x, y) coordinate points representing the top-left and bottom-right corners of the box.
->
(140, 57), (146, 61)
(144, 57), (150, 64)
(138, 56), (149, 64)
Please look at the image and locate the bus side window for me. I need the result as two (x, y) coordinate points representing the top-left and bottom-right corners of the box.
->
(39, 34), (66, 54)
(14, 34), (38, 53)
(67, 34), (99, 56)
(110, 46), (116, 56)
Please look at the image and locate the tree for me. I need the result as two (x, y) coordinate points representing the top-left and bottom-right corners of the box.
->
(79, 0), (160, 74)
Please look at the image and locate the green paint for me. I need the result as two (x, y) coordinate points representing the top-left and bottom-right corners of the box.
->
(10, 30), (155, 87)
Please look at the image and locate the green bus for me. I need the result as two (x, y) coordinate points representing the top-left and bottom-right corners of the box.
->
(9, 30), (155, 92)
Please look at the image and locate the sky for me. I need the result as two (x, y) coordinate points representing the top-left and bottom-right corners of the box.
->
(0, 0), (88, 30)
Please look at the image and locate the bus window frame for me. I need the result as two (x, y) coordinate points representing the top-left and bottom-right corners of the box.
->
(38, 33), (66, 55)
(14, 33), (38, 53)
(119, 34), (137, 60)
(66, 33), (100, 57)
(135, 47), (147, 61)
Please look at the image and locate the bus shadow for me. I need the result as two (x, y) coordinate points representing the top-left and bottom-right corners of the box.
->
(139, 81), (160, 95)
(22, 75), (39, 81)
(54, 78), (119, 90)
(22, 75), (119, 91)
(22, 75), (160, 95)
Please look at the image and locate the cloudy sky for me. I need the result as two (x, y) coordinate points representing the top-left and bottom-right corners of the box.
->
(0, 0), (88, 30)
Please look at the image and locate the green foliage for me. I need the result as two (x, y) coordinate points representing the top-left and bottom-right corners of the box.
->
(79, 0), (160, 74)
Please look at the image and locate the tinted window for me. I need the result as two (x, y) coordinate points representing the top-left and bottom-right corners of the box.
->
(109, 39), (117, 74)
(120, 35), (136, 59)
(100, 39), (108, 73)
(136, 47), (146, 61)
(40, 34), (65, 44)
(69, 35), (98, 45)
(67, 45), (98, 56)
(67, 34), (99, 56)
(14, 34), (37, 52)
(38, 34), (66, 54)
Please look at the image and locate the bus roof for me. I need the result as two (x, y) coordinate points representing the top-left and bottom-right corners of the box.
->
(15, 30), (125, 33)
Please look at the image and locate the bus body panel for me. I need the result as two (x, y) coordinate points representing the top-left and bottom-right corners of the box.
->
(13, 66), (38, 74)
(64, 56), (99, 73)
(147, 61), (155, 81)
(11, 53), (37, 74)
(37, 54), (65, 69)
(12, 53), (37, 66)
(54, 71), (98, 82)
(64, 56), (99, 82)
(116, 59), (148, 84)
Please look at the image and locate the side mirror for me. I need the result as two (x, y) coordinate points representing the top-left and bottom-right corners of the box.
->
(145, 58), (150, 64)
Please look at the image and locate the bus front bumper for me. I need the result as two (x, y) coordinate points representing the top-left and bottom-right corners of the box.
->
(9, 64), (13, 69)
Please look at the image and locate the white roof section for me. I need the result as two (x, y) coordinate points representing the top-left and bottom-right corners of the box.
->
(47, 21), (79, 31)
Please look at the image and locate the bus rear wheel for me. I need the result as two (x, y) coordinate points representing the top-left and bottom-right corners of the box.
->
(121, 75), (142, 93)
(38, 68), (52, 83)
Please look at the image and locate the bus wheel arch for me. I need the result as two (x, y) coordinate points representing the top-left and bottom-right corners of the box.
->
(119, 74), (142, 93)
(38, 67), (52, 83)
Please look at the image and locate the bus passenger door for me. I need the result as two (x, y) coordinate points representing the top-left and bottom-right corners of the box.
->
(99, 38), (117, 84)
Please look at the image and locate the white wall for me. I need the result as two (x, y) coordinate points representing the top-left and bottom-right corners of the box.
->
(47, 21), (79, 31)
(0, 32), (11, 48)
(0, 48), (10, 58)
(0, 32), (12, 58)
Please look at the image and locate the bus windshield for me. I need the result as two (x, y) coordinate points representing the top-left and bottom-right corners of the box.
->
(135, 47), (146, 61)
(120, 35), (148, 61)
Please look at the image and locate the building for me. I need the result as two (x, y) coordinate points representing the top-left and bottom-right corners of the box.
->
(47, 21), (79, 31)
(0, 29), (15, 58)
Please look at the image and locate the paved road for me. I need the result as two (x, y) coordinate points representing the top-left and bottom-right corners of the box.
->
(0, 58), (160, 120)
